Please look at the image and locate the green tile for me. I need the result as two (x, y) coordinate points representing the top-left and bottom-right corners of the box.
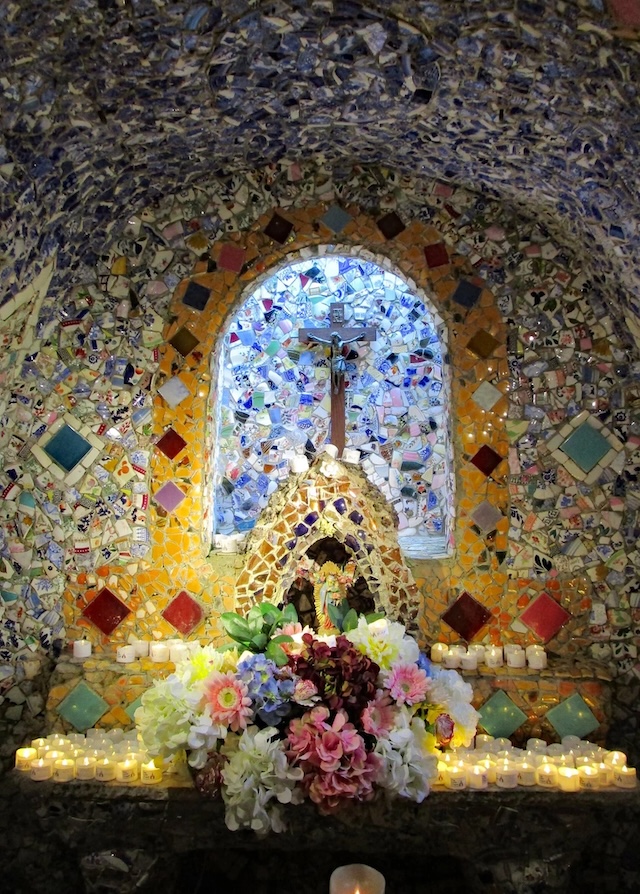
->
(125, 694), (144, 722)
(545, 693), (599, 739)
(560, 422), (609, 473)
(56, 681), (109, 731)
(478, 690), (527, 738)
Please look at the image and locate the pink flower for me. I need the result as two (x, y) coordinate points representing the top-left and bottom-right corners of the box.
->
(361, 694), (397, 738)
(384, 663), (429, 706)
(292, 678), (320, 706)
(205, 671), (252, 732)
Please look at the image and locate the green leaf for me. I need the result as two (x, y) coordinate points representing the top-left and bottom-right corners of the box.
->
(282, 603), (298, 623)
(221, 613), (252, 644)
(246, 604), (265, 635)
(327, 601), (343, 630)
(342, 608), (358, 632)
(266, 641), (289, 667)
(269, 634), (293, 645)
(365, 612), (385, 624)
(250, 633), (268, 651)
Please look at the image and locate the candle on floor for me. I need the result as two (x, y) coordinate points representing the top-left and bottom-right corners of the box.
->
(30, 758), (53, 781)
(141, 759), (163, 785)
(330, 864), (385, 894)
(15, 747), (38, 771)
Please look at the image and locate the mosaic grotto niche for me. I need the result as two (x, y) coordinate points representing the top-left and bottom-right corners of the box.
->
(211, 250), (454, 560)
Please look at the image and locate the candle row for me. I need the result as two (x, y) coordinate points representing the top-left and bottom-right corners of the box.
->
(430, 643), (547, 670)
(14, 731), (164, 784)
(73, 639), (194, 663)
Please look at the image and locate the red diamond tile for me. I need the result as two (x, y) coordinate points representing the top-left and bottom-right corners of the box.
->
(82, 587), (131, 636)
(218, 243), (246, 273)
(470, 445), (504, 477)
(424, 243), (449, 268)
(441, 591), (492, 642)
(155, 429), (187, 460)
(162, 590), (204, 635)
(520, 592), (572, 642)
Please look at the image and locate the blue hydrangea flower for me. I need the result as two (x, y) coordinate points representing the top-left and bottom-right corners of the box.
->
(237, 654), (295, 724)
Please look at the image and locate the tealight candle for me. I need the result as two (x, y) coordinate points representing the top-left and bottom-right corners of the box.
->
(603, 750), (627, 768)
(47, 735), (71, 749)
(527, 650), (547, 669)
(495, 760), (518, 789)
(116, 758), (139, 783)
(132, 639), (150, 657)
(468, 644), (486, 661)
(329, 863), (386, 894)
(95, 758), (117, 781)
(485, 646), (503, 668)
(558, 767), (580, 792)
(141, 759), (163, 785)
(116, 645), (136, 664)
(149, 642), (170, 663)
(507, 650), (526, 668)
(75, 756), (97, 780)
(477, 758), (497, 784)
(31, 737), (48, 756)
(442, 651), (461, 668)
(613, 766), (637, 789)
(467, 765), (488, 790)
(430, 643), (448, 663)
(561, 735), (582, 749)
(596, 762), (613, 787)
(67, 733), (86, 747)
(445, 765), (467, 790)
(169, 643), (189, 664)
(578, 766), (599, 790)
(53, 758), (76, 782)
(536, 763), (558, 788)
(30, 758), (53, 781)
(526, 738), (547, 753)
(15, 747), (38, 771)
(460, 653), (478, 671)
(435, 761), (449, 786)
(516, 762), (537, 786)
(73, 639), (92, 658)
(475, 734), (494, 750)
(44, 750), (66, 762)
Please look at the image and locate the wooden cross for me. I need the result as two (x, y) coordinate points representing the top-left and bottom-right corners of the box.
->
(299, 303), (376, 454)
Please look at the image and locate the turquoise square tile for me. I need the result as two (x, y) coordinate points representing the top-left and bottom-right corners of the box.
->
(44, 424), (91, 472)
(57, 681), (109, 731)
(478, 690), (527, 738)
(125, 694), (144, 722)
(545, 693), (599, 739)
(560, 422), (610, 473)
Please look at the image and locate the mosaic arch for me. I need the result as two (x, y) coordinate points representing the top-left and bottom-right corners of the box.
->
(210, 248), (454, 560)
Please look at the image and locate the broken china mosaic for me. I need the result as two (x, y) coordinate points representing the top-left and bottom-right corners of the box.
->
(0, 164), (638, 755)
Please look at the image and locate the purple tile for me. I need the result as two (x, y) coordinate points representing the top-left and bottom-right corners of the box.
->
(153, 481), (187, 513)
(520, 592), (572, 642)
(471, 500), (503, 533)
(441, 591), (492, 642)
(162, 590), (204, 636)
(470, 445), (504, 477)
(155, 429), (187, 460)
(82, 587), (131, 636)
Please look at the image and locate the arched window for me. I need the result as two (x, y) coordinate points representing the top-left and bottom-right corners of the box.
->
(211, 249), (453, 558)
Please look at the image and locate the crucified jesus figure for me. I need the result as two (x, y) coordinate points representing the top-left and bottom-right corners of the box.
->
(311, 330), (367, 394)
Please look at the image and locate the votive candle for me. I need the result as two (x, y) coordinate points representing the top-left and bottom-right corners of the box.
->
(30, 758), (53, 781)
(95, 758), (117, 781)
(507, 650), (526, 668)
(75, 756), (97, 780)
(558, 767), (580, 792)
(603, 750), (627, 768)
(116, 645), (136, 664)
(141, 759), (163, 785)
(536, 763), (558, 788)
(430, 643), (448, 663)
(116, 758), (139, 783)
(477, 758), (497, 784)
(329, 863), (386, 894)
(527, 650), (547, 669)
(467, 766), (488, 789)
(73, 639), (92, 658)
(53, 758), (76, 782)
(485, 646), (504, 668)
(578, 766), (599, 790)
(516, 762), (537, 786)
(169, 643), (189, 664)
(149, 642), (170, 663)
(435, 761), (449, 786)
(445, 765), (467, 790)
(613, 766), (637, 789)
(496, 760), (518, 789)
(132, 639), (150, 657)
(15, 747), (38, 771)
(460, 653), (478, 671)
(443, 651), (461, 668)
(596, 762), (613, 787)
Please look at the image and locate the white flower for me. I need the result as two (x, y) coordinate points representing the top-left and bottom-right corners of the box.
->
(374, 707), (437, 802)
(344, 616), (419, 670)
(427, 667), (479, 747)
(221, 726), (304, 833)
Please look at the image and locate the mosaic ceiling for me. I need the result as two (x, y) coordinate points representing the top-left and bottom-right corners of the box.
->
(1, 0), (640, 326)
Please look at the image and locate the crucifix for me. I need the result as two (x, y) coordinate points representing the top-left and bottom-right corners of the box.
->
(299, 303), (376, 454)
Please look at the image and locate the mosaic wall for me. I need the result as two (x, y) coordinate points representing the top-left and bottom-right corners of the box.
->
(1, 0), (640, 761)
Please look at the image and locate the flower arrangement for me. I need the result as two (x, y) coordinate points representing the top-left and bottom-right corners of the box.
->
(135, 603), (479, 834)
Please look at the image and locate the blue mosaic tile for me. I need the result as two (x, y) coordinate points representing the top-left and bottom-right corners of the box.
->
(452, 280), (482, 309)
(56, 681), (109, 731)
(545, 694), (599, 740)
(478, 690), (527, 739)
(44, 425), (91, 472)
(321, 205), (352, 233)
(560, 422), (611, 473)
